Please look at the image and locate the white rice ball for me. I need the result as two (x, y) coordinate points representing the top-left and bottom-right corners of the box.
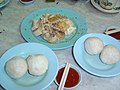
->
(100, 44), (120, 64)
(84, 37), (104, 55)
(27, 54), (48, 76)
(5, 56), (27, 79)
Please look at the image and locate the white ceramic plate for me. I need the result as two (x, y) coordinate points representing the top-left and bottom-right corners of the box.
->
(90, 0), (120, 13)
(0, 43), (59, 90)
(73, 33), (120, 77)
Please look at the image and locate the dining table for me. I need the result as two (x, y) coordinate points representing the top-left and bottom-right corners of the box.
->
(0, 0), (120, 90)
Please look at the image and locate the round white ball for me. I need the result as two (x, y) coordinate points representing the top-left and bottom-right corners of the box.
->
(100, 44), (120, 64)
(27, 54), (48, 76)
(5, 56), (27, 79)
(84, 37), (104, 55)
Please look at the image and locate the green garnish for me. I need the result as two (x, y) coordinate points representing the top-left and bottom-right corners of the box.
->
(114, 7), (120, 10)
(107, 2), (112, 6)
(94, 0), (100, 4)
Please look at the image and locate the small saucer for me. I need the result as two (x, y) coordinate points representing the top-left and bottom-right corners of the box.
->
(55, 64), (82, 89)
(105, 26), (120, 41)
(90, 0), (120, 13)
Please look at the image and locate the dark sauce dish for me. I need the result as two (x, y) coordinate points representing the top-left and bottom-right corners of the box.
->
(105, 26), (120, 41)
(55, 64), (82, 89)
(19, 0), (34, 5)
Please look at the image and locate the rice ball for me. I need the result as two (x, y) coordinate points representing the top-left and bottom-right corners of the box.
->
(84, 37), (104, 55)
(27, 54), (48, 76)
(100, 44), (120, 64)
(5, 56), (27, 79)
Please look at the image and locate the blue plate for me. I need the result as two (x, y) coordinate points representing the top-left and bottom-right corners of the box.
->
(0, 0), (10, 8)
(73, 33), (120, 77)
(0, 43), (59, 90)
(20, 6), (87, 50)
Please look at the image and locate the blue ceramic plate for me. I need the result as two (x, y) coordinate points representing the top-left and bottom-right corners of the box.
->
(20, 6), (87, 50)
(0, 0), (10, 8)
(0, 43), (59, 90)
(73, 33), (120, 77)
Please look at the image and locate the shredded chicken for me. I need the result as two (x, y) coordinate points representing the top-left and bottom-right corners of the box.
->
(32, 14), (76, 43)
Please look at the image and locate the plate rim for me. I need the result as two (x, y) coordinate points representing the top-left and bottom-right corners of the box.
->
(0, 42), (59, 90)
(73, 33), (120, 77)
(0, 0), (10, 8)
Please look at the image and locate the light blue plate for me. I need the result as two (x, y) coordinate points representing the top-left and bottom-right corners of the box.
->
(20, 6), (87, 50)
(0, 43), (59, 90)
(0, 0), (10, 8)
(73, 33), (120, 77)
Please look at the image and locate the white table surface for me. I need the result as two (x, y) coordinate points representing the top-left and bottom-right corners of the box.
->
(0, 0), (120, 90)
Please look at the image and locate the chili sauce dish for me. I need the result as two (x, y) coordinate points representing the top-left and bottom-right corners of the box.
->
(104, 26), (120, 41)
(55, 64), (82, 89)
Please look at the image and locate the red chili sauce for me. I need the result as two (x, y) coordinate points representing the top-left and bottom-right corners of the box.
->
(56, 67), (80, 88)
(107, 28), (120, 40)
(21, 0), (33, 2)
